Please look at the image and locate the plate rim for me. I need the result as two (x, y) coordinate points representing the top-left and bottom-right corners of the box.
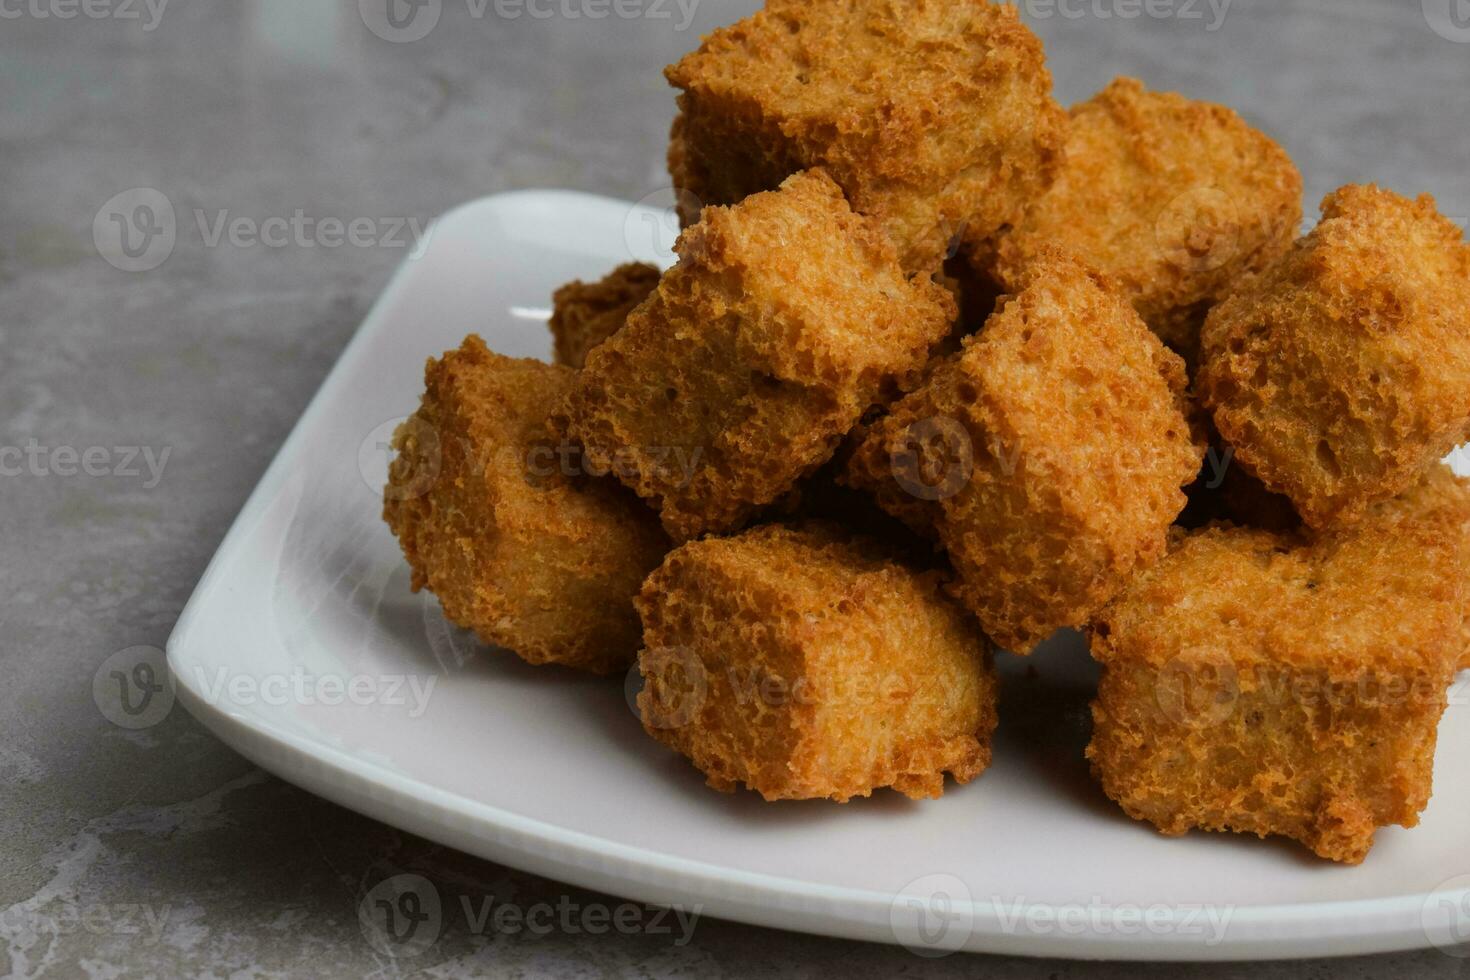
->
(165, 189), (1470, 962)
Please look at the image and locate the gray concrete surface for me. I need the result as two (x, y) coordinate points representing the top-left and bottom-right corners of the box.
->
(3, 0), (1469, 975)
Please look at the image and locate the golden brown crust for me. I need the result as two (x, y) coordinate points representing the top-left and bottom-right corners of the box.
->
(665, 112), (701, 228)
(664, 0), (1067, 271)
(1197, 184), (1470, 529)
(987, 76), (1303, 367)
(549, 262), (661, 368)
(383, 335), (669, 674)
(1361, 464), (1470, 670)
(1087, 521), (1462, 863)
(635, 523), (997, 801)
(1188, 461), (1470, 666)
(564, 170), (955, 541)
(843, 249), (1202, 652)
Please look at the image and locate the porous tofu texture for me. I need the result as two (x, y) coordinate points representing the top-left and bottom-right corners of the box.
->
(1186, 460), (1470, 667)
(1087, 523), (1464, 864)
(383, 336), (669, 674)
(564, 170), (955, 542)
(843, 250), (1202, 652)
(1364, 464), (1470, 671)
(549, 262), (661, 368)
(665, 0), (1067, 272)
(985, 76), (1302, 366)
(635, 523), (997, 801)
(1198, 184), (1470, 529)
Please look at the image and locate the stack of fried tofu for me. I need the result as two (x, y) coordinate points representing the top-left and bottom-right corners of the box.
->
(384, 0), (1470, 865)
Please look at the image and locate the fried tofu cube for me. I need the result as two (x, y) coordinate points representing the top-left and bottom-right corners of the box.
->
(985, 77), (1302, 366)
(1364, 464), (1470, 671)
(1198, 185), (1470, 529)
(635, 523), (997, 801)
(665, 0), (1067, 272)
(549, 262), (661, 368)
(843, 250), (1202, 652)
(564, 170), (955, 541)
(1087, 522), (1463, 864)
(1189, 461), (1470, 668)
(384, 336), (669, 674)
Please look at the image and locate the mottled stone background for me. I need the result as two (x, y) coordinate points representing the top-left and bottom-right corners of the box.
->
(3, 0), (1468, 975)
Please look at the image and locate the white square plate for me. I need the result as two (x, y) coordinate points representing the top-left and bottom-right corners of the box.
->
(167, 191), (1470, 961)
